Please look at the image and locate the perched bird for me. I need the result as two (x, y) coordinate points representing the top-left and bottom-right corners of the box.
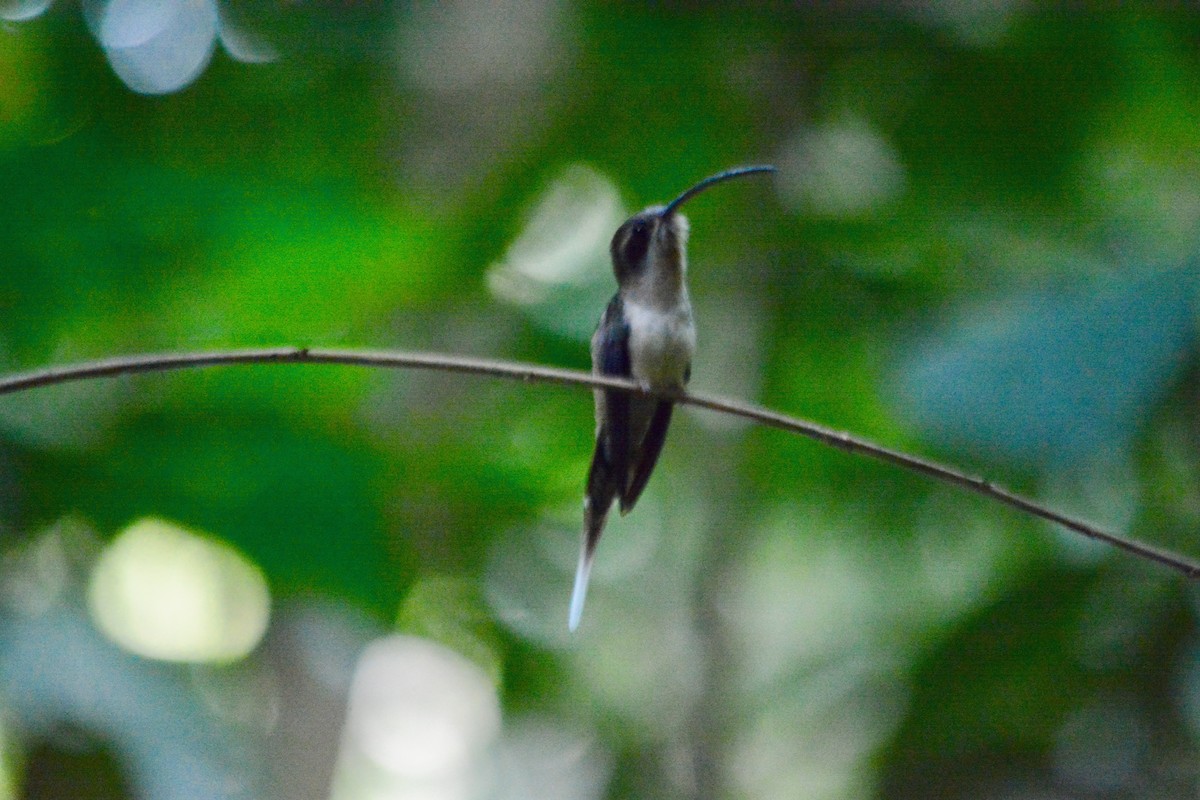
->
(569, 165), (776, 631)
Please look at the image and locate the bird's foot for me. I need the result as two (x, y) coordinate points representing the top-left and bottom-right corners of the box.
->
(658, 383), (686, 401)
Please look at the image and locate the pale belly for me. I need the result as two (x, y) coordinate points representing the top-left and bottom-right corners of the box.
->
(625, 302), (695, 391)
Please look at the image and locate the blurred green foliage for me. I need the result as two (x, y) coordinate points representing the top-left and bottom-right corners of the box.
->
(2, 3), (1200, 799)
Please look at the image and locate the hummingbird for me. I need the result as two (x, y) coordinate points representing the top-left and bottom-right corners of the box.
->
(568, 164), (776, 631)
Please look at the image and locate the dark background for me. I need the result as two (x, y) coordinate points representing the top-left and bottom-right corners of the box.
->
(1, 3), (1199, 799)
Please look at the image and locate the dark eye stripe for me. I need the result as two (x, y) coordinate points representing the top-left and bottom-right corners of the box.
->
(623, 220), (650, 266)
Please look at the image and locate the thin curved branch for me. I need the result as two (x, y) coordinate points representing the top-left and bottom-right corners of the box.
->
(2, 346), (1197, 579)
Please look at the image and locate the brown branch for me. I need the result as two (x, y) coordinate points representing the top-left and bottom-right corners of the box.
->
(1, 346), (1196, 579)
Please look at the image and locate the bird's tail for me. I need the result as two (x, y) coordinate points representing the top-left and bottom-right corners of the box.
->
(571, 442), (618, 631)
(569, 496), (609, 632)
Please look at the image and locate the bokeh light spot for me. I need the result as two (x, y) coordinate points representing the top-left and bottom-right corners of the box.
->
(399, 0), (567, 93)
(0, 0), (51, 22)
(332, 636), (501, 800)
(777, 115), (906, 217)
(217, 3), (278, 64)
(488, 164), (623, 306)
(87, 517), (270, 663)
(101, 0), (217, 95)
(99, 0), (175, 49)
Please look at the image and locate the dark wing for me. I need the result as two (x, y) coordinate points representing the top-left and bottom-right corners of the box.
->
(595, 296), (631, 490)
(620, 356), (691, 514)
(620, 400), (673, 514)
(583, 296), (631, 550)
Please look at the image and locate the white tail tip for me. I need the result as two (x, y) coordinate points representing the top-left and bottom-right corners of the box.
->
(568, 548), (594, 632)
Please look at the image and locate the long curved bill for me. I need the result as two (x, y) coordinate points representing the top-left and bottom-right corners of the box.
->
(661, 164), (776, 217)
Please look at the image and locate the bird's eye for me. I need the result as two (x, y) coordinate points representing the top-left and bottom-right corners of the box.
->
(623, 219), (651, 267)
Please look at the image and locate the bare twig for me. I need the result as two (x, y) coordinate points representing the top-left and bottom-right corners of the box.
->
(1, 346), (1196, 579)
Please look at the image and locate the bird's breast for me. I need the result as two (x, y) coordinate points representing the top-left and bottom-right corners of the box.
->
(624, 301), (696, 391)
